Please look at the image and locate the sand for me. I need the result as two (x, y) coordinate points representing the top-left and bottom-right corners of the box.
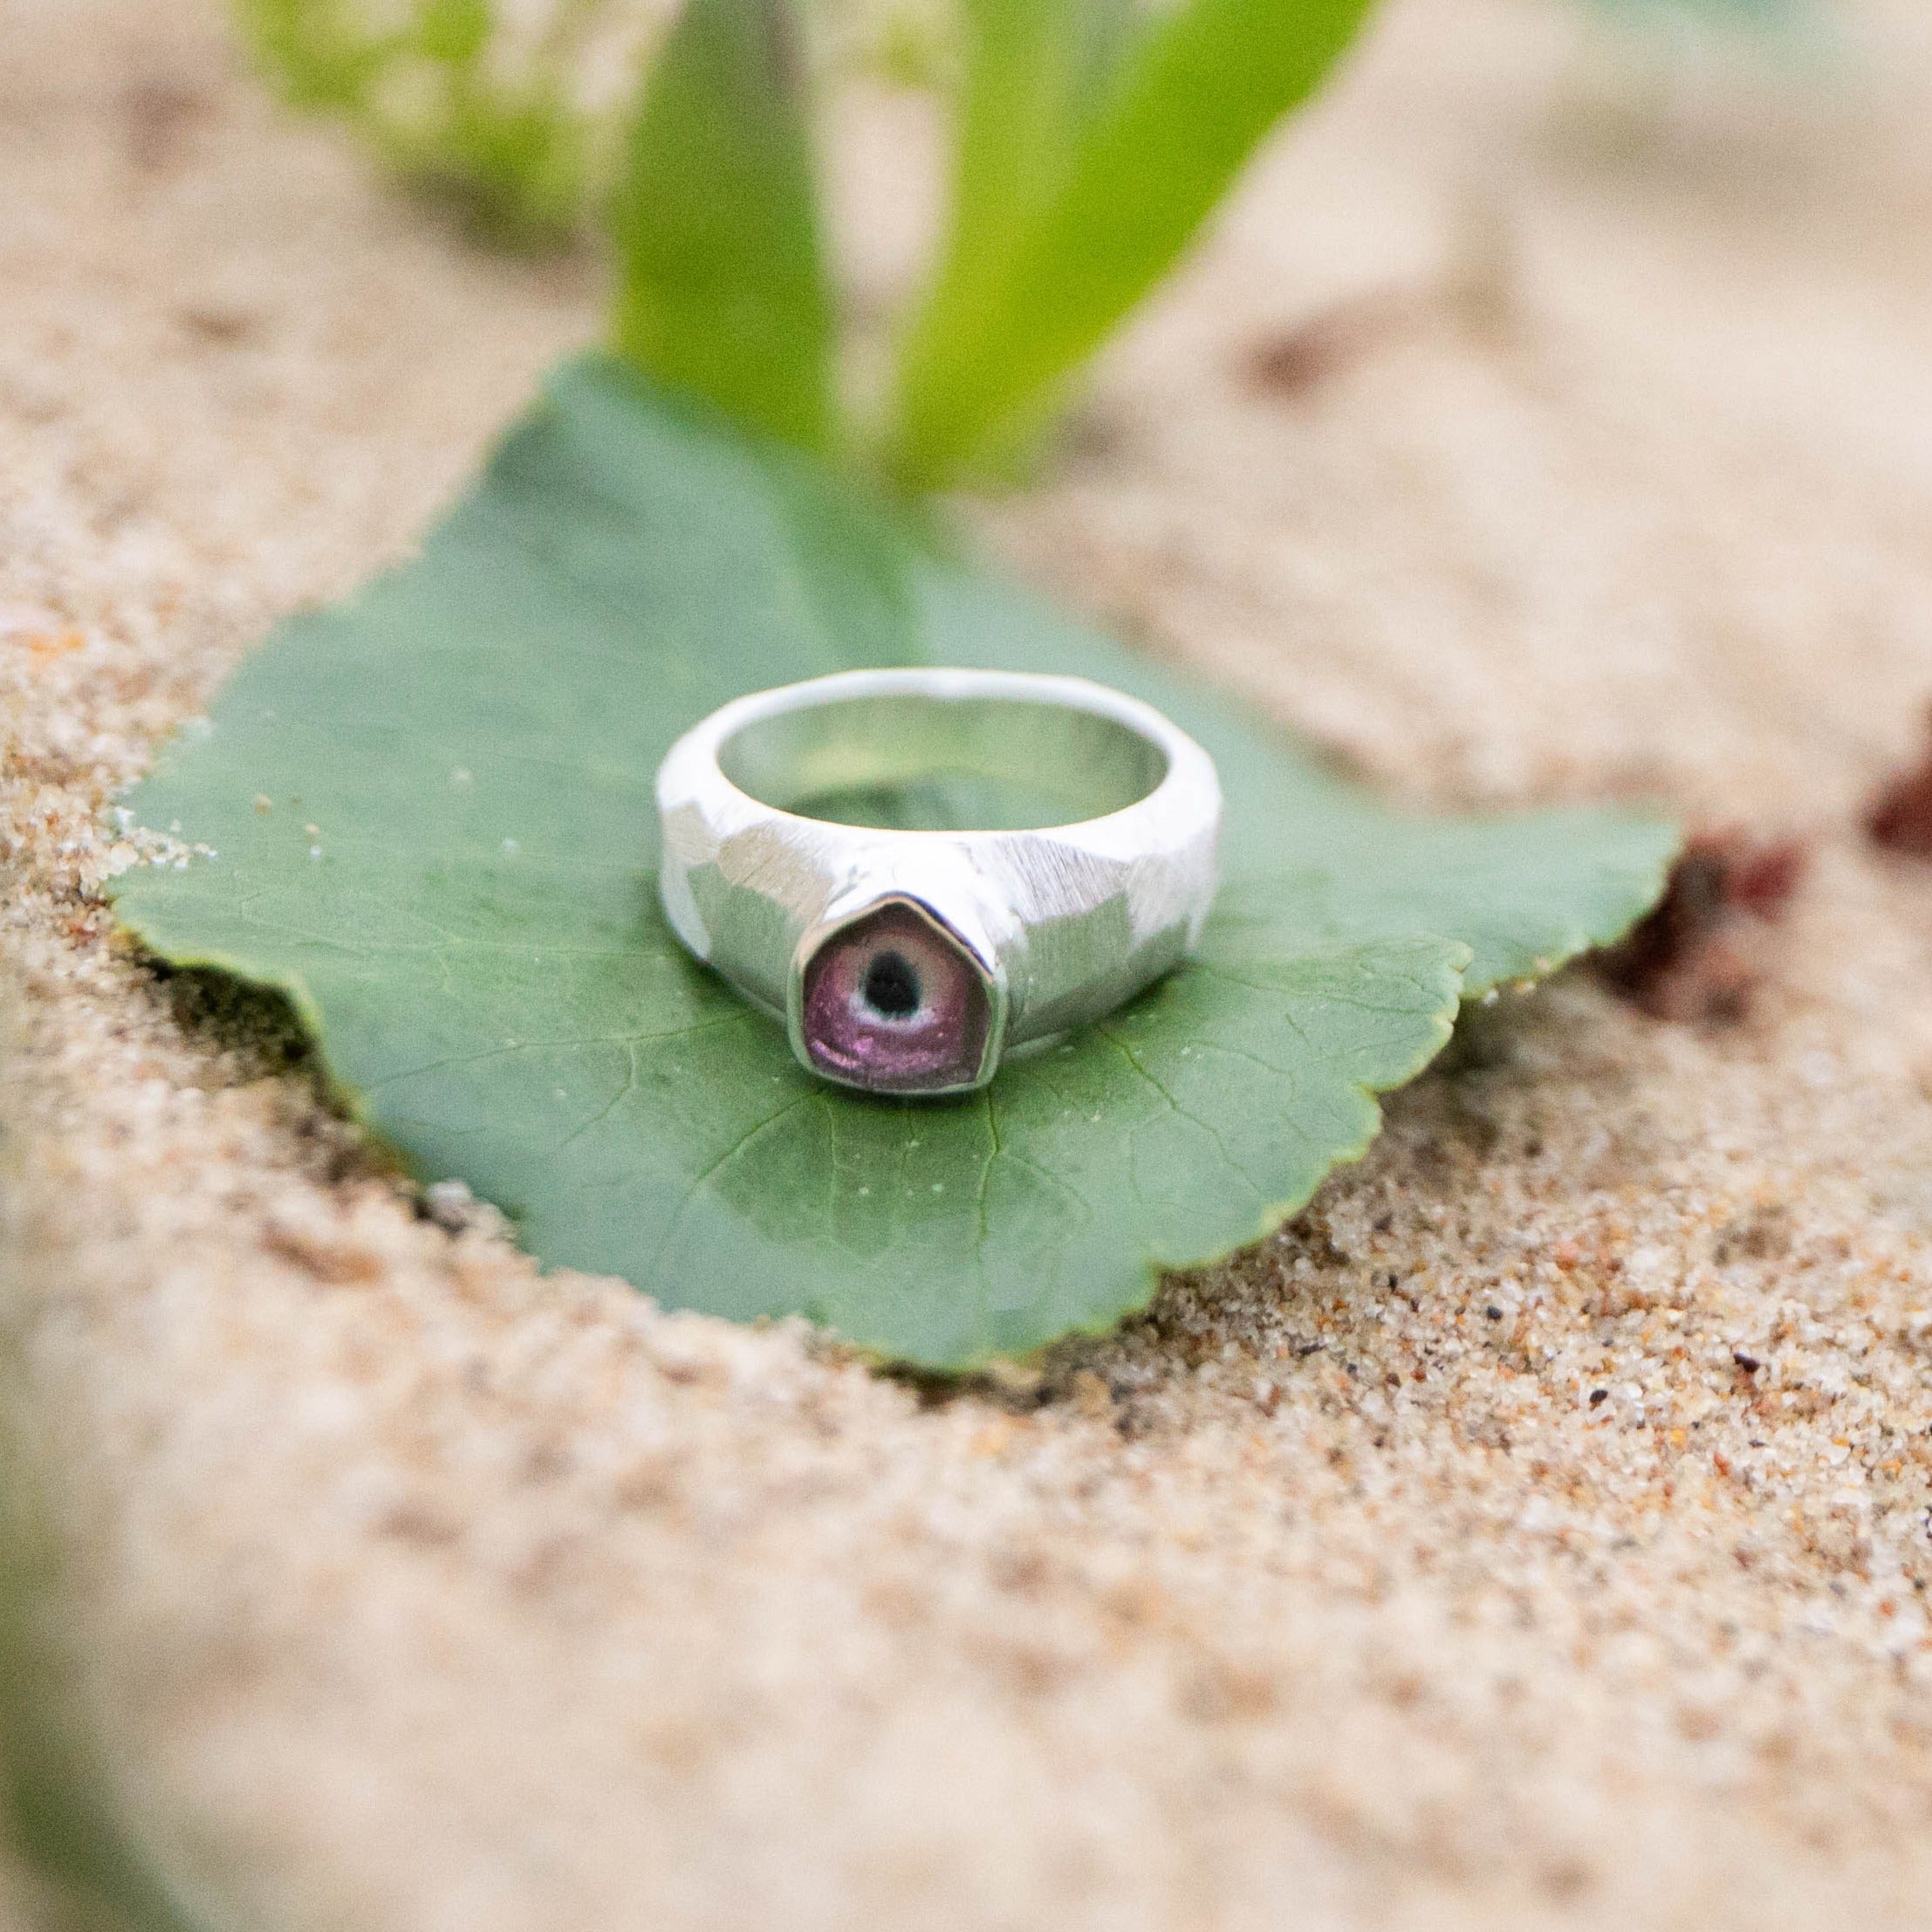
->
(6, 0), (1932, 1925)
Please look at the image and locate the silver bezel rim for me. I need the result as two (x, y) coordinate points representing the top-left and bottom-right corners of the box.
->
(785, 891), (1008, 1097)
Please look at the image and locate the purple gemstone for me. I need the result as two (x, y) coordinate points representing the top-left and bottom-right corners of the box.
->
(799, 901), (990, 1093)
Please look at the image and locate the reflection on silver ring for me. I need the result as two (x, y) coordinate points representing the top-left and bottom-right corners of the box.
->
(654, 668), (1223, 1096)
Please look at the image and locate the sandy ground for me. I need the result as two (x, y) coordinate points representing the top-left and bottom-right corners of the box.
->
(7, 0), (1932, 1925)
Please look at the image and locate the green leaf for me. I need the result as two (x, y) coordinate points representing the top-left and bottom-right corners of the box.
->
(934, 0), (1132, 324)
(889, 0), (1379, 489)
(612, 0), (835, 456)
(110, 357), (1674, 1369)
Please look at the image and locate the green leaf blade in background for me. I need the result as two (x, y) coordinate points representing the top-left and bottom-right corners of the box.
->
(921, 0), (1134, 341)
(890, 0), (1380, 489)
(111, 357), (1675, 1368)
(612, 0), (835, 455)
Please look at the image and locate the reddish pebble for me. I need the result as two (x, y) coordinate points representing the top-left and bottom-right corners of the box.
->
(1866, 710), (1932, 857)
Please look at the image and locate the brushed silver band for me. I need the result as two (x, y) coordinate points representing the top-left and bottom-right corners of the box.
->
(654, 668), (1223, 1096)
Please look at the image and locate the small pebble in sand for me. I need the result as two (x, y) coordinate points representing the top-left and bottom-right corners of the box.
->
(1866, 706), (1932, 857)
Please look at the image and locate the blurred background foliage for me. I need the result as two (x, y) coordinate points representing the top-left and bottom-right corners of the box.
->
(227, 0), (1822, 489)
(229, 0), (955, 244)
(231, 0), (1390, 486)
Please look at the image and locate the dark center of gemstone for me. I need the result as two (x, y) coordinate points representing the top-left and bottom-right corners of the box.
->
(860, 949), (921, 1019)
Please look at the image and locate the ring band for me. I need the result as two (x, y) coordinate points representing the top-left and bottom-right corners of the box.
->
(654, 668), (1222, 1095)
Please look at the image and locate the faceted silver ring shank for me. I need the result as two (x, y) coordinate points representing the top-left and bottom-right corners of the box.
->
(654, 668), (1223, 1097)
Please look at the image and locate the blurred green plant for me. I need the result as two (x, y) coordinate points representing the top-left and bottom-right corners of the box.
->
(236, 0), (1378, 487)
(232, 0), (615, 243)
(885, 0), (1374, 487)
(230, 0), (956, 244)
(611, 0), (837, 453)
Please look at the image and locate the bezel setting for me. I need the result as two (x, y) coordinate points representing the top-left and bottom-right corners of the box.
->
(789, 893), (1006, 1096)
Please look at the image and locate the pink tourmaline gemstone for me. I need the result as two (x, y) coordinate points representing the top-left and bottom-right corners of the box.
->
(799, 901), (990, 1093)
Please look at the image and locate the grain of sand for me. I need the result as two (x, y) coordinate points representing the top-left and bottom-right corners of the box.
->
(6, 0), (1932, 1926)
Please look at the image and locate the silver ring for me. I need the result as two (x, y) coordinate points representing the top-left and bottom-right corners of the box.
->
(654, 668), (1222, 1095)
